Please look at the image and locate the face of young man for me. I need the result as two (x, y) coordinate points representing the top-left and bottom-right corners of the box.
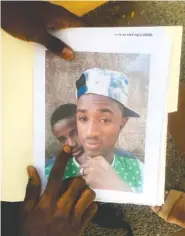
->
(77, 94), (127, 158)
(52, 117), (84, 158)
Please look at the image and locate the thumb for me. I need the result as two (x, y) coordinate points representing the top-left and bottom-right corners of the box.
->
(40, 31), (74, 60)
(23, 166), (41, 215)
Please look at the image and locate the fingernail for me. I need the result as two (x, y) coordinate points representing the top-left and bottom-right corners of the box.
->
(62, 47), (75, 60)
(27, 165), (35, 177)
(63, 144), (71, 153)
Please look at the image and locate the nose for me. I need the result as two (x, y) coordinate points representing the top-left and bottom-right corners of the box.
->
(86, 120), (100, 138)
(65, 137), (75, 147)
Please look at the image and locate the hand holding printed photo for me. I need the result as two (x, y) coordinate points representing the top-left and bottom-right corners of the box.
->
(34, 27), (176, 205)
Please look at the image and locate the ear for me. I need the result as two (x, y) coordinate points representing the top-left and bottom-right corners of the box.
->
(120, 117), (128, 130)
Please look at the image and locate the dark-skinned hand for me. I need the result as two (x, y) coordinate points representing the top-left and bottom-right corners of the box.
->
(1, 1), (87, 60)
(20, 145), (97, 236)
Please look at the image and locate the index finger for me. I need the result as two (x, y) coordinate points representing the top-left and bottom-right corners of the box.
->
(43, 145), (72, 200)
(80, 161), (91, 170)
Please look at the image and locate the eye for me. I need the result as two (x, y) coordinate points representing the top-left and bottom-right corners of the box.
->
(58, 136), (66, 143)
(101, 118), (111, 124)
(78, 116), (88, 123)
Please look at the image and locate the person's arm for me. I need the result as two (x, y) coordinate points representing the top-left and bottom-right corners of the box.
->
(151, 189), (185, 228)
(19, 145), (97, 236)
(1, 1), (87, 60)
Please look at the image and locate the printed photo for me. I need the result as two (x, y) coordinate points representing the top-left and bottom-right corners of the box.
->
(34, 27), (171, 204)
(45, 51), (150, 193)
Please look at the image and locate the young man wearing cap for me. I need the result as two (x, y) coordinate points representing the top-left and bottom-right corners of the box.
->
(76, 68), (144, 193)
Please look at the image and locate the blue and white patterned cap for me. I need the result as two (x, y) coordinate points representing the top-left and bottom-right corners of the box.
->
(76, 68), (139, 118)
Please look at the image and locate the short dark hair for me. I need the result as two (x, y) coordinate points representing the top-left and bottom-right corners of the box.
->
(50, 103), (77, 128)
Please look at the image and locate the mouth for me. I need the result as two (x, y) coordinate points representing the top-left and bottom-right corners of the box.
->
(84, 141), (101, 150)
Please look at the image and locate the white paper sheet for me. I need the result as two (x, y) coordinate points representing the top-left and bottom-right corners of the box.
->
(34, 27), (171, 205)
